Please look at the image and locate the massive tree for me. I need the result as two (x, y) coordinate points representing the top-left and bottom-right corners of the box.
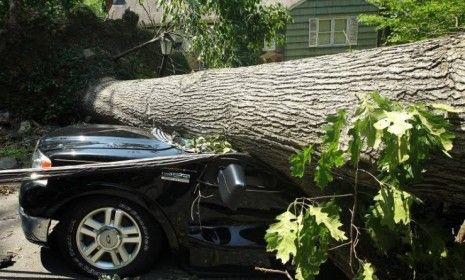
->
(84, 33), (465, 205)
(84, 33), (465, 277)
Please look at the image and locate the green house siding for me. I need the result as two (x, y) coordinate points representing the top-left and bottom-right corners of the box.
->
(283, 0), (378, 60)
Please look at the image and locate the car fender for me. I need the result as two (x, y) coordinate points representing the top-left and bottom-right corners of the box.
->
(47, 183), (180, 251)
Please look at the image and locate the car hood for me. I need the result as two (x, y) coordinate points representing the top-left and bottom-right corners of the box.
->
(38, 124), (174, 152)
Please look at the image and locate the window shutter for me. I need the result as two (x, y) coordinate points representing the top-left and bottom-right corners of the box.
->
(347, 16), (358, 46)
(309, 18), (318, 47)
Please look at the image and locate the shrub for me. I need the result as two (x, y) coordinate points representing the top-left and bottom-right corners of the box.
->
(0, 3), (189, 124)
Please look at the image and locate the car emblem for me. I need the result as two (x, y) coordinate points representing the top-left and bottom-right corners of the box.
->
(161, 172), (190, 183)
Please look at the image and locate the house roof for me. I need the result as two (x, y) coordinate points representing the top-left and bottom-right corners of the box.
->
(108, 0), (305, 25)
(261, 0), (305, 9)
(108, 0), (163, 26)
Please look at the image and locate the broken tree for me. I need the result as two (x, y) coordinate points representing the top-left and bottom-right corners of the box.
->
(82, 33), (465, 277)
(84, 34), (465, 205)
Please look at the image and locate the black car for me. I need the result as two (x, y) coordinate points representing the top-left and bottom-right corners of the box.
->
(19, 124), (305, 277)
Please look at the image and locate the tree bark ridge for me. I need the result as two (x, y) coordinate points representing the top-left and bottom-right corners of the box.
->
(84, 34), (465, 205)
(84, 34), (465, 277)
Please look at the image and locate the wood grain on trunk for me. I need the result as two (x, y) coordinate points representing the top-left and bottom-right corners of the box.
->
(84, 34), (465, 204)
(83, 34), (465, 277)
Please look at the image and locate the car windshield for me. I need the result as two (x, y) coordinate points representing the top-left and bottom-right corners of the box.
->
(151, 128), (232, 154)
(151, 128), (193, 151)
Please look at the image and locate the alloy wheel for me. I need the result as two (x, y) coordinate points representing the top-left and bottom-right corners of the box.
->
(75, 207), (142, 270)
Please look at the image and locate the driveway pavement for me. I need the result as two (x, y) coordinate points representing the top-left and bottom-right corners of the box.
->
(0, 189), (198, 280)
(0, 187), (343, 280)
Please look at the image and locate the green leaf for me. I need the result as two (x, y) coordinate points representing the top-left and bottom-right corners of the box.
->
(369, 92), (394, 110)
(308, 201), (347, 241)
(294, 210), (331, 280)
(322, 110), (347, 150)
(265, 211), (302, 264)
(314, 110), (347, 189)
(373, 129), (383, 149)
(289, 145), (313, 178)
(272, 92), (459, 280)
(365, 212), (403, 253)
(157, 0), (292, 67)
(354, 262), (378, 280)
(370, 186), (420, 230)
(374, 111), (413, 137)
(348, 119), (362, 166)
(431, 103), (462, 113)
(439, 131), (455, 154)
(314, 149), (345, 189)
(415, 109), (455, 154)
(368, 91), (394, 111)
(357, 93), (385, 148)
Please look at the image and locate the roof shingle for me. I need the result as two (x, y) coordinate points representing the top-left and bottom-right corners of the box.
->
(261, 0), (304, 9)
(109, 0), (304, 25)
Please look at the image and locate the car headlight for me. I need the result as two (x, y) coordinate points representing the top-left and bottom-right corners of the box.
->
(31, 149), (52, 169)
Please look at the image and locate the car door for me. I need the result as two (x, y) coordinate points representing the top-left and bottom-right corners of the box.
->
(186, 157), (301, 269)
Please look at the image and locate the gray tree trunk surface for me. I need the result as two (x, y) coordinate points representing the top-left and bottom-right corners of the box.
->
(84, 34), (465, 204)
(84, 34), (465, 275)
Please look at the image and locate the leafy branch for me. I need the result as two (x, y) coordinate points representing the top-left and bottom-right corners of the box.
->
(264, 92), (462, 279)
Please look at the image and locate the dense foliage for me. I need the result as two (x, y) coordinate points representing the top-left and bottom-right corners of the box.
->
(0, 1), (189, 124)
(1, 0), (291, 123)
(266, 93), (465, 279)
(359, 0), (465, 44)
(154, 0), (291, 68)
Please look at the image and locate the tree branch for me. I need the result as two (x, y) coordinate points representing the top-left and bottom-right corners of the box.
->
(255, 267), (293, 280)
(309, 193), (354, 200)
(455, 219), (465, 243)
(349, 164), (360, 275)
(329, 241), (352, 251)
(113, 35), (162, 61)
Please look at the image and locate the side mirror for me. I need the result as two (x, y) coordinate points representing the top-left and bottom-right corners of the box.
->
(217, 163), (245, 210)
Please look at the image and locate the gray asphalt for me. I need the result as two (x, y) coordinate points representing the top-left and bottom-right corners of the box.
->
(0, 188), (286, 280)
(0, 188), (198, 280)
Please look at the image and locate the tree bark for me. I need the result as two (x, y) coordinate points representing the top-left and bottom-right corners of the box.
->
(84, 34), (465, 204)
(83, 34), (465, 277)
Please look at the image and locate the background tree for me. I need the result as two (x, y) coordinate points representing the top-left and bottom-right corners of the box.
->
(0, 1), (189, 124)
(155, 0), (291, 67)
(360, 0), (465, 44)
(0, 0), (291, 123)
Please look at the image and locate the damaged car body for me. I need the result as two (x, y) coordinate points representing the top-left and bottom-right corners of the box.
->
(19, 124), (306, 277)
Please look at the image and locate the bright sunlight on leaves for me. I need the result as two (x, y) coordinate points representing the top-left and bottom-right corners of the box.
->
(354, 262), (378, 280)
(314, 110), (347, 189)
(289, 145), (313, 178)
(265, 211), (302, 264)
(268, 92), (458, 279)
(309, 201), (347, 242)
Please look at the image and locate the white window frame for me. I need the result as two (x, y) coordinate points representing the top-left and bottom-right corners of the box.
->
(309, 17), (351, 48)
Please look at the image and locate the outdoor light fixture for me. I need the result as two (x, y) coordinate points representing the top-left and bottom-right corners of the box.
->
(159, 33), (174, 77)
(160, 33), (173, 55)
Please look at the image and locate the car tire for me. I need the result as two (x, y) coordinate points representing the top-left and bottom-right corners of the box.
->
(56, 197), (162, 277)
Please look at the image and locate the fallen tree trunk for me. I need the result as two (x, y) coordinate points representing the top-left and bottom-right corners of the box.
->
(83, 34), (465, 278)
(84, 34), (465, 205)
